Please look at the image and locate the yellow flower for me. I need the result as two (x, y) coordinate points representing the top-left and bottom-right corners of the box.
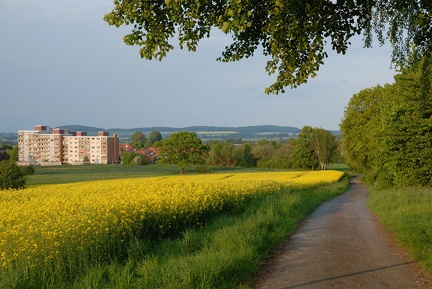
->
(0, 170), (343, 280)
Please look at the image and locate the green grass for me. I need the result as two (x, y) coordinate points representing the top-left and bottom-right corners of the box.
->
(25, 164), (306, 186)
(25, 164), (180, 186)
(326, 163), (351, 172)
(367, 186), (432, 274)
(25, 165), (256, 186)
(64, 176), (350, 289)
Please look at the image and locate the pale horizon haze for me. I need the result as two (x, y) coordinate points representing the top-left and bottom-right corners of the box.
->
(1, 0), (397, 133)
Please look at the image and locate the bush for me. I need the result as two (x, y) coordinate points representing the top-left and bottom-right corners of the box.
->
(133, 155), (149, 165)
(0, 161), (27, 190)
(121, 152), (149, 165)
(20, 165), (35, 176)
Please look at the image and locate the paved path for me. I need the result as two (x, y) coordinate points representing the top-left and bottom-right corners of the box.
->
(253, 177), (432, 289)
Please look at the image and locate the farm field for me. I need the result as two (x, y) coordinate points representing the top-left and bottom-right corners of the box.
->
(25, 163), (351, 186)
(25, 164), (288, 186)
(0, 169), (347, 288)
(25, 164), (189, 186)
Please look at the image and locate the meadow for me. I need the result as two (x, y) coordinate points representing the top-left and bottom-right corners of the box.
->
(25, 164), (189, 186)
(0, 168), (346, 288)
(25, 164), (280, 186)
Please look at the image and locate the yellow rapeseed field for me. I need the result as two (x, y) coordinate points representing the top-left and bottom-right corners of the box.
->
(0, 170), (343, 284)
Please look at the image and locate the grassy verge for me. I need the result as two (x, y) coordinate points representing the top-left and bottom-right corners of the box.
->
(66, 176), (350, 289)
(367, 186), (432, 274)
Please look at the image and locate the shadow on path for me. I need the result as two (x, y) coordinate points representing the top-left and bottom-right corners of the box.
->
(282, 261), (415, 289)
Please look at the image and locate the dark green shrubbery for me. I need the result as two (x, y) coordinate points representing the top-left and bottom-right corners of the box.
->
(0, 161), (34, 190)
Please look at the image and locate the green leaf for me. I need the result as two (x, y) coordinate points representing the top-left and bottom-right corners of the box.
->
(221, 22), (231, 33)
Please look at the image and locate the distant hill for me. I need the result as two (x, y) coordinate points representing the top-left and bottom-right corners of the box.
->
(109, 125), (301, 134)
(55, 124), (303, 141)
(57, 125), (107, 134)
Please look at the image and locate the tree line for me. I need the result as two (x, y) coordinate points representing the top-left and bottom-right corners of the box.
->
(207, 126), (340, 170)
(341, 52), (432, 188)
(143, 127), (341, 174)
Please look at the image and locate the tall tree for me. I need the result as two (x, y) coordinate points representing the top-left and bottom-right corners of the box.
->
(292, 126), (319, 170)
(309, 128), (338, 170)
(340, 85), (389, 185)
(292, 126), (337, 170)
(131, 132), (147, 150)
(104, 1), (431, 94)
(155, 132), (209, 174)
(145, 130), (162, 148)
(378, 55), (432, 187)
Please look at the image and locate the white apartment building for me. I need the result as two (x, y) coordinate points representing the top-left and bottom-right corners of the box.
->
(18, 125), (119, 165)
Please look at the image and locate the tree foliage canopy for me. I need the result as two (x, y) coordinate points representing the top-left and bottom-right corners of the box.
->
(155, 131), (209, 174)
(131, 132), (147, 150)
(104, 0), (431, 94)
(341, 53), (432, 187)
(206, 138), (311, 169)
(207, 140), (237, 167)
(145, 131), (162, 148)
(292, 126), (337, 170)
(310, 128), (338, 170)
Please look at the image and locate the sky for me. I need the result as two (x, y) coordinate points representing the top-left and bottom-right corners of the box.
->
(0, 0), (397, 133)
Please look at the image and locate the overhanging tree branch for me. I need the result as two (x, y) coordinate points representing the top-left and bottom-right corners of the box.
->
(104, 0), (432, 94)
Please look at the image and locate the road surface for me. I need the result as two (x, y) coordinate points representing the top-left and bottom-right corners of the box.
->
(252, 177), (432, 289)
